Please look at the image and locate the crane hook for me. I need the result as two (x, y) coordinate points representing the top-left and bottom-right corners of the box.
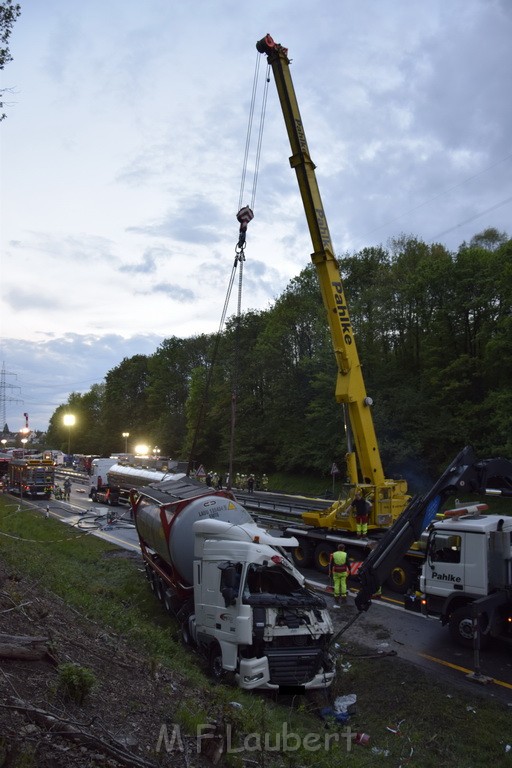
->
(236, 206), (254, 249)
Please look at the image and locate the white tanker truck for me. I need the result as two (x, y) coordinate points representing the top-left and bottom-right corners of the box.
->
(130, 474), (336, 692)
(89, 460), (185, 505)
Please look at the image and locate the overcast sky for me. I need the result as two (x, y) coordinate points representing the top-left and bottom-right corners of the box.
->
(1, 0), (511, 434)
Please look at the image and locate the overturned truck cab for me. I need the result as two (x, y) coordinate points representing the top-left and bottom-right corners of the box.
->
(131, 476), (335, 692)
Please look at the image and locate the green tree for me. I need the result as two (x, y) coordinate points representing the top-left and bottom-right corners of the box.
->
(148, 335), (212, 457)
(0, 0), (21, 120)
(46, 393), (89, 455)
(43, 229), (511, 484)
(101, 356), (151, 454)
(77, 384), (106, 453)
(254, 267), (335, 473)
(469, 227), (508, 252)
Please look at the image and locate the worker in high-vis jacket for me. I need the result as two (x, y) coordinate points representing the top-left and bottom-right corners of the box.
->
(329, 544), (349, 607)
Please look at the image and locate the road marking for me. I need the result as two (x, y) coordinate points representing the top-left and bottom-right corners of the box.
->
(98, 531), (140, 552)
(419, 652), (512, 690)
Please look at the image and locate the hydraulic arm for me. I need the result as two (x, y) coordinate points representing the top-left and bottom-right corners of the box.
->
(257, 34), (408, 528)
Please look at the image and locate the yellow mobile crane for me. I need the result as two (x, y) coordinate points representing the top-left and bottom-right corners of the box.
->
(257, 35), (410, 560)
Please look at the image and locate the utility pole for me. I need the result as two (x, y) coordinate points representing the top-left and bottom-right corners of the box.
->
(0, 362), (22, 431)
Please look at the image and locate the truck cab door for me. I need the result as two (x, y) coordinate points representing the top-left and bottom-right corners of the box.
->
(196, 562), (251, 653)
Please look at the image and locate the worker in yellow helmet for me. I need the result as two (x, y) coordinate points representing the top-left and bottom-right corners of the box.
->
(329, 544), (349, 608)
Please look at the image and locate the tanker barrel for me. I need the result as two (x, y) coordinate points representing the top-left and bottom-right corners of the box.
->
(134, 491), (253, 586)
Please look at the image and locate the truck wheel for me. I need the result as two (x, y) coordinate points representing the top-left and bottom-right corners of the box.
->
(314, 542), (335, 574)
(449, 605), (489, 649)
(291, 539), (314, 568)
(208, 643), (224, 681)
(385, 559), (416, 594)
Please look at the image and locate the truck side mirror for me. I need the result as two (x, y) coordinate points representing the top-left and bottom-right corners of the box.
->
(218, 564), (238, 588)
(219, 563), (241, 606)
(221, 586), (237, 607)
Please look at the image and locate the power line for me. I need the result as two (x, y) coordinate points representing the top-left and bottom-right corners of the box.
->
(359, 152), (512, 241)
(429, 195), (512, 242)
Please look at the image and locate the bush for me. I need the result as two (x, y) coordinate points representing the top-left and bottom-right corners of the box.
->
(57, 663), (97, 705)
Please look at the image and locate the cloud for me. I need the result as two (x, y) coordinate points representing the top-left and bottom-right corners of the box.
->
(0, 333), (164, 432)
(126, 197), (225, 245)
(138, 282), (195, 302)
(119, 249), (159, 274)
(1, 0), (511, 435)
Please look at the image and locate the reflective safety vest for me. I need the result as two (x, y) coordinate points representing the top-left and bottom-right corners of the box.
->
(330, 550), (348, 573)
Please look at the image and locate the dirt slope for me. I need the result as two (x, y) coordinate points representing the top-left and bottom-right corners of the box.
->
(0, 558), (218, 768)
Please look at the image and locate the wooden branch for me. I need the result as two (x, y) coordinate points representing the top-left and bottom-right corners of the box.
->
(0, 601), (33, 614)
(0, 633), (50, 660)
(0, 633), (48, 644)
(1, 699), (158, 768)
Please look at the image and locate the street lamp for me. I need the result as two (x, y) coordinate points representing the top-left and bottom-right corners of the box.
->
(63, 414), (76, 456)
(122, 432), (130, 453)
(21, 438), (28, 458)
(1, 439), (6, 451)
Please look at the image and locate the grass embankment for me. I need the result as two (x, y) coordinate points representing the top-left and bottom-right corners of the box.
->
(0, 496), (510, 768)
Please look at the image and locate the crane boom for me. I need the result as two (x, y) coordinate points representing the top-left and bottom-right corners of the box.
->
(257, 34), (408, 530)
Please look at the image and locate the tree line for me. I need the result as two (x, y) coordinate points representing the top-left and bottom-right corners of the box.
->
(46, 228), (512, 492)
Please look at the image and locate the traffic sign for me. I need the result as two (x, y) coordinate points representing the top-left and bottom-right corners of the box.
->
(196, 464), (206, 478)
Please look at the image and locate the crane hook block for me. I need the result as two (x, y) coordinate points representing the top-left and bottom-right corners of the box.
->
(236, 206), (254, 248)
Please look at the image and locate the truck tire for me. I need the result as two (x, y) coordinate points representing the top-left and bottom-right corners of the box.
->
(314, 542), (335, 574)
(208, 643), (224, 681)
(448, 605), (489, 649)
(385, 559), (416, 594)
(291, 538), (314, 569)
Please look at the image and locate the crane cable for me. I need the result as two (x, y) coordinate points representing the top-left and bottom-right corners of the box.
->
(187, 55), (269, 476)
(228, 57), (270, 488)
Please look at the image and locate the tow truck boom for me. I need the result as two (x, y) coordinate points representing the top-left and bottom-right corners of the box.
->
(355, 445), (512, 611)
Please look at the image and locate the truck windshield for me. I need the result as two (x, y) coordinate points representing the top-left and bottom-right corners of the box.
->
(242, 563), (326, 608)
(244, 565), (299, 596)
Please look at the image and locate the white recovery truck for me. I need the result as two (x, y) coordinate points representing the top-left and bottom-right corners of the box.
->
(418, 511), (512, 647)
(354, 446), (512, 648)
(130, 475), (336, 692)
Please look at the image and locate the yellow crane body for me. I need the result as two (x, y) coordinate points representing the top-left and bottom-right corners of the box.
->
(257, 34), (409, 532)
